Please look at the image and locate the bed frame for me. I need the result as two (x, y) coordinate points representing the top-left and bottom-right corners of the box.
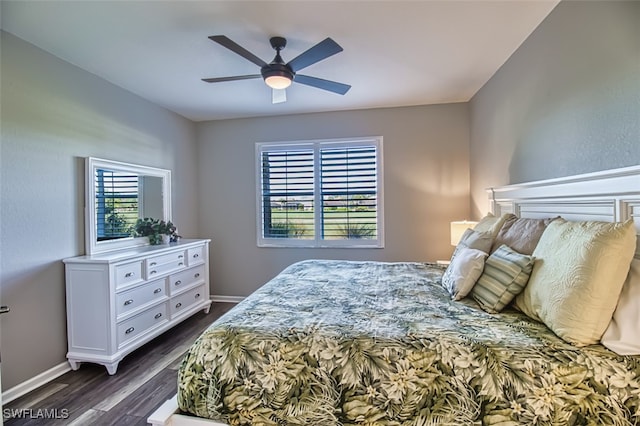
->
(148, 164), (640, 426)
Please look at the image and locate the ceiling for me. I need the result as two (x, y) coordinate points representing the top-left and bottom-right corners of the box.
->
(1, 1), (559, 122)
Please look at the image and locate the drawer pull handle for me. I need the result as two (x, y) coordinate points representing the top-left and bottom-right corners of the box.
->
(175, 302), (182, 309)
(150, 262), (157, 266)
(175, 280), (182, 286)
(125, 272), (135, 278)
(178, 255), (184, 259)
(125, 327), (135, 334)
(195, 293), (201, 298)
(178, 262), (184, 266)
(150, 270), (157, 275)
(124, 299), (134, 306)
(154, 313), (163, 319)
(153, 288), (162, 294)
(194, 273), (200, 278)
(193, 253), (199, 258)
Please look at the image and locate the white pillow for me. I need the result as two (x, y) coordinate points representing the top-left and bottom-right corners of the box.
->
(442, 246), (488, 300)
(601, 258), (640, 355)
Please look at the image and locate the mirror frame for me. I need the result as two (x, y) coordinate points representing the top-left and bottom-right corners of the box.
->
(85, 157), (172, 255)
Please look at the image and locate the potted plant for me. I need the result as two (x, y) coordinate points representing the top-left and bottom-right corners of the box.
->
(132, 218), (180, 245)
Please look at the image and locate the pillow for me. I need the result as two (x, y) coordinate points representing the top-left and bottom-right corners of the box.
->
(455, 228), (493, 254)
(471, 244), (535, 313)
(490, 216), (558, 255)
(601, 258), (640, 355)
(473, 213), (516, 240)
(514, 219), (637, 346)
(441, 247), (488, 300)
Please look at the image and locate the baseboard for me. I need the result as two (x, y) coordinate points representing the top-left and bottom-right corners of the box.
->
(210, 295), (244, 303)
(2, 361), (71, 404)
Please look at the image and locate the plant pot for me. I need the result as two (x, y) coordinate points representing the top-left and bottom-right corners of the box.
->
(148, 234), (163, 245)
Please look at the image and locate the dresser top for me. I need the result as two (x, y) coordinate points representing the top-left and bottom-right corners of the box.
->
(63, 238), (210, 264)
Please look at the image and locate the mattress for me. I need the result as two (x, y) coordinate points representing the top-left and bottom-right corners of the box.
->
(177, 259), (640, 425)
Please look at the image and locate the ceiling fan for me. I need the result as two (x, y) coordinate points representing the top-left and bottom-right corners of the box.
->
(202, 35), (351, 104)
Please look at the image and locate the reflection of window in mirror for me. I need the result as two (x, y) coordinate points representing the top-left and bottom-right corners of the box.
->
(95, 169), (139, 241)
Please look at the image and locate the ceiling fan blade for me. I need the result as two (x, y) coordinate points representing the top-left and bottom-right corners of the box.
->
(202, 74), (261, 83)
(208, 35), (268, 68)
(287, 38), (343, 73)
(294, 75), (351, 95)
(272, 89), (287, 104)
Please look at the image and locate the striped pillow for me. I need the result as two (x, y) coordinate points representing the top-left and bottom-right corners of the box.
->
(472, 244), (535, 313)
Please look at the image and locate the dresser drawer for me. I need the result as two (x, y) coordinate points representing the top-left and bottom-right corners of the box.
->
(147, 256), (186, 280)
(116, 279), (167, 319)
(117, 303), (168, 349)
(168, 265), (205, 295)
(114, 261), (143, 289)
(187, 246), (205, 266)
(171, 284), (206, 318)
(146, 250), (186, 270)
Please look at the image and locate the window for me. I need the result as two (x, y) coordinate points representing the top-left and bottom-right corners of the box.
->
(95, 170), (139, 241)
(256, 137), (383, 247)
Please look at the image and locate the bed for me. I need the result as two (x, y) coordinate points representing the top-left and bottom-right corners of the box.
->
(149, 165), (640, 426)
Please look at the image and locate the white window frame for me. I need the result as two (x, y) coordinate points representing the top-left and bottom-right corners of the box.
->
(256, 137), (384, 248)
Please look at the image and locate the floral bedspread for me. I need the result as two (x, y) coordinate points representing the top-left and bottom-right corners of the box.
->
(177, 260), (640, 425)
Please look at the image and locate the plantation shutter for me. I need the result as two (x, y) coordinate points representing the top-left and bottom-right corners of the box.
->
(95, 170), (139, 240)
(320, 145), (378, 240)
(260, 148), (315, 239)
(257, 137), (383, 248)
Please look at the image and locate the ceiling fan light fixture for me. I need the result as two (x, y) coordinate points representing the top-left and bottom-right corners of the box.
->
(264, 74), (292, 89)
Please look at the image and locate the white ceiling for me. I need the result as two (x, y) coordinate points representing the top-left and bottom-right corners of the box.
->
(1, 1), (559, 122)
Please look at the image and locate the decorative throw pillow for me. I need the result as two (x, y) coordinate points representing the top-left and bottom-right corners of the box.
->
(471, 244), (535, 313)
(514, 219), (637, 346)
(490, 216), (558, 255)
(473, 213), (516, 240)
(456, 228), (493, 253)
(442, 247), (488, 300)
(600, 258), (640, 355)
(446, 227), (493, 269)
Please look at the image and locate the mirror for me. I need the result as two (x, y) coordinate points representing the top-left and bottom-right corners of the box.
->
(85, 157), (172, 255)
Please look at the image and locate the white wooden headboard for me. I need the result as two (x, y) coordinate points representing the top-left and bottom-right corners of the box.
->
(487, 165), (640, 257)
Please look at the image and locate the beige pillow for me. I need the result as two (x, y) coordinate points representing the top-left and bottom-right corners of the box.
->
(490, 216), (558, 255)
(473, 213), (515, 240)
(457, 228), (493, 253)
(514, 219), (637, 346)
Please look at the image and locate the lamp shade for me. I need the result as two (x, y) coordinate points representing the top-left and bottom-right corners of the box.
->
(450, 220), (478, 246)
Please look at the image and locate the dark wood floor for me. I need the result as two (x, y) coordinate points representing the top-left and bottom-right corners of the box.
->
(3, 302), (236, 426)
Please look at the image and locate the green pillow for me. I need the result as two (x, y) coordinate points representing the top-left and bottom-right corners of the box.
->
(472, 244), (535, 313)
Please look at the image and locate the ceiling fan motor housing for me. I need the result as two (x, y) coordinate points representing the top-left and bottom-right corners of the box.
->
(261, 63), (294, 82)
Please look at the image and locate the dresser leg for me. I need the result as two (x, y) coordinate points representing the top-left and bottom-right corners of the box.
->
(68, 359), (81, 371)
(105, 362), (119, 375)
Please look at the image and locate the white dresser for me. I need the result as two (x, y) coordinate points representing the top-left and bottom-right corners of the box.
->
(63, 238), (212, 374)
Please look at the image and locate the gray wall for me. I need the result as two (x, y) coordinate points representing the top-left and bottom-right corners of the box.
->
(0, 31), (199, 390)
(196, 104), (470, 297)
(469, 0), (640, 217)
